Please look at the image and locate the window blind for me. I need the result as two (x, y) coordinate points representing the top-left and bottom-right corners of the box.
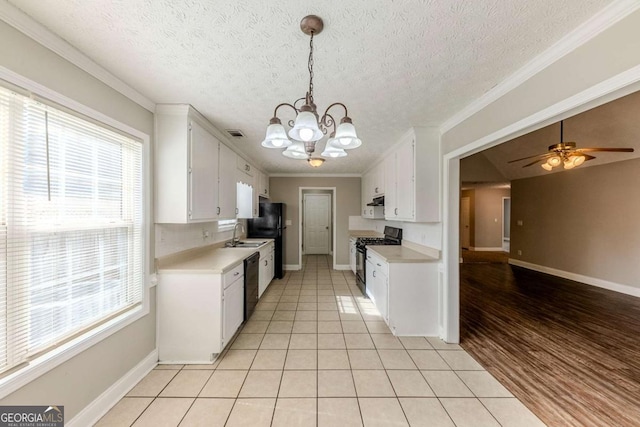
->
(0, 85), (144, 375)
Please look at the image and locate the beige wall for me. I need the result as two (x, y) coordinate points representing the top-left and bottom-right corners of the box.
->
(510, 158), (640, 288)
(474, 187), (511, 249)
(0, 20), (156, 419)
(269, 177), (361, 266)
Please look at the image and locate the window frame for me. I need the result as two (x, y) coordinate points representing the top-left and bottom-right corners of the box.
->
(0, 68), (151, 399)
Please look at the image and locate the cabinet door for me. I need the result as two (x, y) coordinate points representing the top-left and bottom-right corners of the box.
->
(396, 139), (414, 220)
(189, 121), (219, 220)
(269, 249), (274, 281)
(258, 256), (269, 298)
(218, 143), (237, 219)
(349, 240), (356, 274)
(222, 278), (244, 346)
(375, 269), (389, 323)
(236, 182), (253, 219)
(373, 164), (384, 196)
(262, 172), (270, 198)
(384, 154), (397, 219)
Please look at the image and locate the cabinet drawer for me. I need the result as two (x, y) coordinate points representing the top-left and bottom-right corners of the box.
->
(367, 252), (388, 276)
(223, 263), (244, 289)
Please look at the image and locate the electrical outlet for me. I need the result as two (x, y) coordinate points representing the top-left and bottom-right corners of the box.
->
(202, 229), (210, 240)
(517, 250), (522, 256)
(517, 220), (523, 226)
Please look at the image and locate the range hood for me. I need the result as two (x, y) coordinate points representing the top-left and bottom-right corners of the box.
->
(366, 196), (384, 206)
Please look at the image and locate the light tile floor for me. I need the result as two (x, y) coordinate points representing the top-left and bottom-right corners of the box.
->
(96, 255), (546, 426)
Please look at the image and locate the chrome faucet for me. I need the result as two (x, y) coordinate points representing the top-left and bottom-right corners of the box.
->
(231, 222), (245, 247)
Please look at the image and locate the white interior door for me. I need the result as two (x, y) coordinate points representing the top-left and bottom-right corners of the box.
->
(303, 193), (331, 255)
(460, 196), (471, 249)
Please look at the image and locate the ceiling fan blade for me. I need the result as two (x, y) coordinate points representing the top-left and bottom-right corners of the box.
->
(523, 158), (546, 168)
(508, 153), (554, 163)
(582, 154), (596, 161)
(576, 147), (635, 153)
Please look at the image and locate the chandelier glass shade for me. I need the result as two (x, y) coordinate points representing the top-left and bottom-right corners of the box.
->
(260, 15), (361, 167)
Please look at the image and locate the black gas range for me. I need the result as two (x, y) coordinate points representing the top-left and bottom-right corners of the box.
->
(355, 226), (402, 295)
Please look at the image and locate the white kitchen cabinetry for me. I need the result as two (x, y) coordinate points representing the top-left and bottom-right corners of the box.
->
(361, 166), (385, 219)
(258, 241), (275, 297)
(257, 170), (270, 199)
(158, 262), (245, 363)
(156, 104), (237, 223)
(366, 249), (439, 336)
(236, 157), (258, 218)
(349, 238), (357, 274)
(237, 156), (254, 176)
(218, 142), (238, 219)
(385, 127), (440, 222)
(366, 251), (388, 322)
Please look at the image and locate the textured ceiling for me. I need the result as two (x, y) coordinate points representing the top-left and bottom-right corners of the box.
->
(8, 0), (615, 174)
(465, 89), (640, 181)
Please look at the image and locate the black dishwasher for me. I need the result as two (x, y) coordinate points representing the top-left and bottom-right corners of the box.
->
(244, 252), (260, 320)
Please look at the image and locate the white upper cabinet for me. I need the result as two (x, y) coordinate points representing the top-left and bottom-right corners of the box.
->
(372, 163), (385, 196)
(258, 170), (270, 199)
(156, 105), (216, 223)
(218, 142), (237, 220)
(384, 127), (440, 222)
(362, 163), (385, 219)
(237, 156), (254, 177)
(155, 104), (241, 223)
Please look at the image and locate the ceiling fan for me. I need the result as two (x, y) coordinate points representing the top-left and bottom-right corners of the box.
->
(508, 120), (634, 171)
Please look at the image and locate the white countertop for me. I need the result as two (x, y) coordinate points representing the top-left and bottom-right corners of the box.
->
(157, 239), (273, 274)
(368, 245), (439, 263)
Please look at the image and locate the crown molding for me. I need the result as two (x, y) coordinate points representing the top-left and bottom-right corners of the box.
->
(439, 0), (640, 135)
(269, 173), (362, 178)
(0, 1), (156, 112)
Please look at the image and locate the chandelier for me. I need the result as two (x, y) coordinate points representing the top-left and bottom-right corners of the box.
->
(261, 15), (361, 168)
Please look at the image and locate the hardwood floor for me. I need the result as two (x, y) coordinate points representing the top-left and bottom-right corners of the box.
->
(460, 263), (640, 427)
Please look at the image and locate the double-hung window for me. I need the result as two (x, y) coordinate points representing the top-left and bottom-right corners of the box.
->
(0, 84), (144, 376)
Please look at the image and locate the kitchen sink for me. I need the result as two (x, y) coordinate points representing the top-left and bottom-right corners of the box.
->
(225, 240), (266, 248)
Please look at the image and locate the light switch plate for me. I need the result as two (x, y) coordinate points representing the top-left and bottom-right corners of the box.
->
(285, 219), (292, 226)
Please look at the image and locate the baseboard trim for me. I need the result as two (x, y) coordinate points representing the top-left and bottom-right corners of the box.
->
(508, 259), (640, 298)
(470, 247), (505, 252)
(67, 349), (158, 427)
(333, 264), (350, 271)
(284, 264), (301, 271)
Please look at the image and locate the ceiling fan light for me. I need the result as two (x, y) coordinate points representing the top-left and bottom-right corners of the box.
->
(563, 159), (576, 170)
(572, 154), (586, 166)
(547, 156), (562, 167)
(288, 110), (323, 142)
(261, 122), (292, 148)
(541, 163), (553, 171)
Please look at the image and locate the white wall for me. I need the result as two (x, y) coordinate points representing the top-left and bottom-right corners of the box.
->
(349, 216), (442, 250)
(155, 222), (241, 258)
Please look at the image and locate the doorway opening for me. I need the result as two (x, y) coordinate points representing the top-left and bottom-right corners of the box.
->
(299, 187), (337, 269)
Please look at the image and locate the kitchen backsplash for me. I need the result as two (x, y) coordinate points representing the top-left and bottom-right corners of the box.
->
(155, 220), (246, 258)
(348, 216), (442, 249)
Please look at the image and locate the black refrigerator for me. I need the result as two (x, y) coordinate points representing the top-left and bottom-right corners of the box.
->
(247, 202), (285, 279)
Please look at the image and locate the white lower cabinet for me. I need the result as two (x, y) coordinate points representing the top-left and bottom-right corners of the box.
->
(366, 249), (438, 336)
(258, 242), (275, 297)
(222, 272), (245, 347)
(349, 238), (357, 274)
(158, 262), (244, 363)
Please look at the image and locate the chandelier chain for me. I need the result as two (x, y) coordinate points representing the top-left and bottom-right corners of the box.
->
(308, 32), (314, 102)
